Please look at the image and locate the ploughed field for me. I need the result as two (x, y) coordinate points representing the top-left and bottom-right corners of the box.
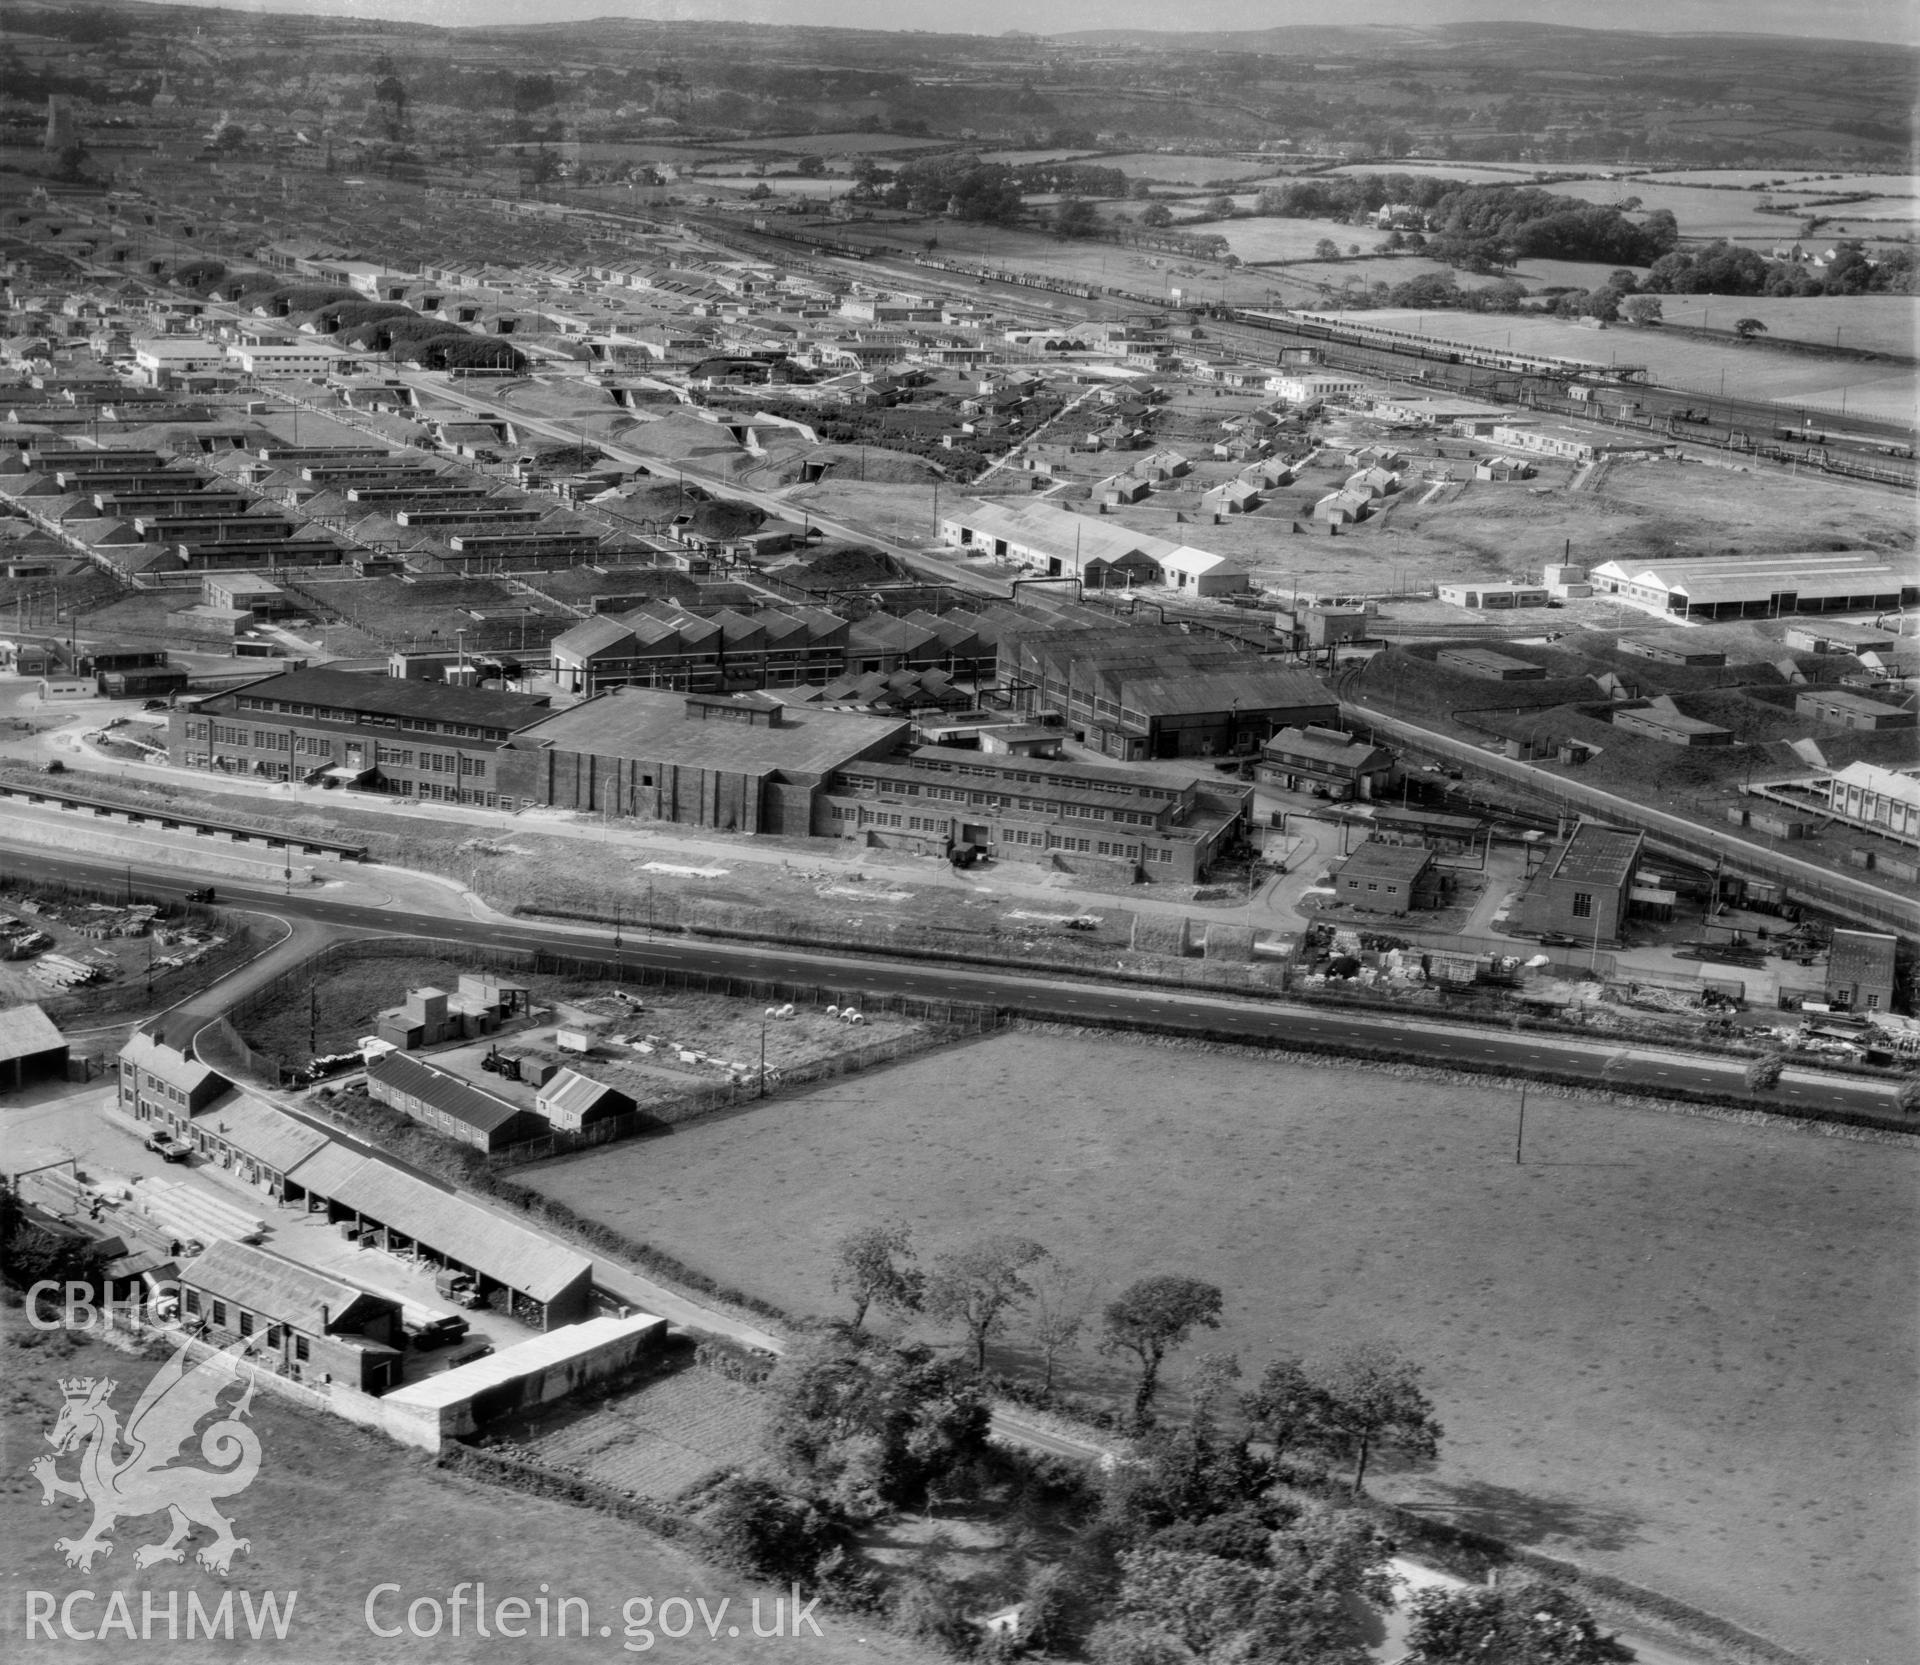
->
(520, 1030), (1919, 1665)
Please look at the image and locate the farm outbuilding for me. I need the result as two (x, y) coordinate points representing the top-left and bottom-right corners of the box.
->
(0, 1003), (69, 1090)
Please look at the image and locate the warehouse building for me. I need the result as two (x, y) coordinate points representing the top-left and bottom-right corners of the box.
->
(817, 747), (1250, 883)
(498, 686), (908, 834)
(998, 625), (1336, 762)
(171, 667), (550, 805)
(1588, 551), (1918, 622)
(939, 501), (1253, 595)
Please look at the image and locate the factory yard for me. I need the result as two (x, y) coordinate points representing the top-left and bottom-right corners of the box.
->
(515, 1029), (1919, 1665)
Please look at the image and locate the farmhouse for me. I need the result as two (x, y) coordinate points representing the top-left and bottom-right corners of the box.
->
(117, 1028), (229, 1136)
(1587, 551), (1918, 622)
(178, 1240), (403, 1394)
(498, 686), (908, 834)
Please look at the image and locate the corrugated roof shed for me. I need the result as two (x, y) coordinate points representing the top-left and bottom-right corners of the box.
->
(330, 1160), (590, 1303)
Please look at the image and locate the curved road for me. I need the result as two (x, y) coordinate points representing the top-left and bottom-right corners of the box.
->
(0, 845), (1893, 1122)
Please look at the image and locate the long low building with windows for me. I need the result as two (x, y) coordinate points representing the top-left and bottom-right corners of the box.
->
(815, 745), (1251, 883)
(1588, 551), (1918, 622)
(170, 666), (551, 806)
(939, 500), (1254, 596)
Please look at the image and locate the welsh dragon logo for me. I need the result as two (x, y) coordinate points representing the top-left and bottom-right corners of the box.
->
(31, 1337), (264, 1575)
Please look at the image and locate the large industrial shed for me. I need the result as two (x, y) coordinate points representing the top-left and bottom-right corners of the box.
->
(496, 686), (907, 834)
(1588, 551), (1918, 622)
(283, 1144), (593, 1329)
(997, 624), (1336, 762)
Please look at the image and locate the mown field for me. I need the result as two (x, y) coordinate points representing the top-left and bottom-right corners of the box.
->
(1096, 152), (1271, 184)
(516, 1030), (1919, 1665)
(1350, 307), (1920, 421)
(0, 1315), (927, 1665)
(1653, 294), (1917, 357)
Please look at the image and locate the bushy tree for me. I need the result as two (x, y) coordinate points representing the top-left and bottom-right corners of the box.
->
(763, 1333), (989, 1515)
(1140, 202), (1173, 229)
(1406, 1578), (1632, 1663)
(1745, 1050), (1786, 1093)
(1101, 1276), (1224, 1425)
(1895, 1076), (1920, 1118)
(830, 1216), (923, 1328)
(1308, 1343), (1442, 1496)
(924, 1235), (1049, 1373)
(704, 1475), (850, 1583)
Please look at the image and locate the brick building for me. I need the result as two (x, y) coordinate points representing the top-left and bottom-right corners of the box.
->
(1525, 823), (1644, 944)
(1329, 839), (1444, 914)
(816, 746), (1250, 883)
(1826, 930), (1897, 1014)
(499, 686), (907, 834)
(1259, 726), (1396, 800)
(171, 667), (550, 806)
(365, 1051), (548, 1154)
(998, 625), (1336, 762)
(179, 1240), (403, 1394)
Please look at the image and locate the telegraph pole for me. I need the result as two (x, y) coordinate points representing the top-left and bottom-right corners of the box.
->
(1514, 1082), (1528, 1166)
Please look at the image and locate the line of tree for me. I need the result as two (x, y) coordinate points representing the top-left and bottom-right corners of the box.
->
(687, 1214), (1639, 1658)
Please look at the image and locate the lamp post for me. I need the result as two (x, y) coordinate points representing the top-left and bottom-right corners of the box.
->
(1514, 1082), (1528, 1165)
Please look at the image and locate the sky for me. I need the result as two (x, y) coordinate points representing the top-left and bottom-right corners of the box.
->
(131, 0), (1920, 45)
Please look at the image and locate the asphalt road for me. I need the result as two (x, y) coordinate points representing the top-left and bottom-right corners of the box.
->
(1, 845), (1892, 1122)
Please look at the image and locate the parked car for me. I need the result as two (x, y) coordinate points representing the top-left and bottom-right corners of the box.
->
(444, 1338), (495, 1369)
(144, 1131), (194, 1163)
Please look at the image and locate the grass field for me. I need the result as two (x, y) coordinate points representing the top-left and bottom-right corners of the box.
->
(1653, 295), (1917, 357)
(722, 132), (953, 155)
(1097, 153), (1271, 184)
(1352, 307), (1920, 421)
(515, 1030), (1919, 1665)
(0, 1315), (928, 1664)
